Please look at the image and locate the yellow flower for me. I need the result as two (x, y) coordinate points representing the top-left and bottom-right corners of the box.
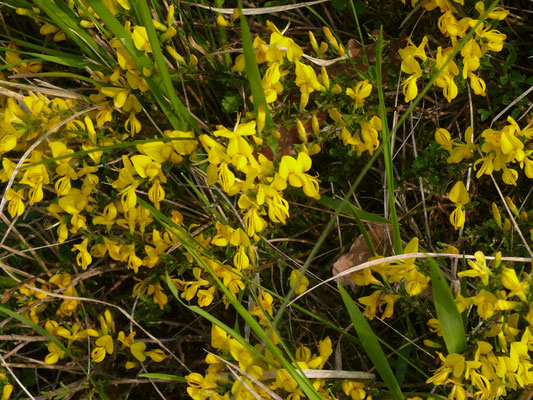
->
(289, 270), (309, 295)
(242, 206), (267, 236)
(197, 286), (215, 307)
(322, 26), (339, 51)
(447, 127), (476, 163)
(433, 46), (460, 102)
(186, 372), (218, 400)
(73, 239), (92, 270)
(475, 1), (509, 20)
(275, 152), (320, 199)
(262, 63), (283, 103)
(346, 80), (372, 109)
(45, 342), (65, 365)
(229, 339), (253, 369)
(501, 267), (529, 301)
(216, 14), (229, 26)
(360, 116), (382, 155)
(5, 188), (25, 218)
(294, 60), (325, 109)
(211, 324), (230, 351)
(130, 341), (147, 362)
(405, 268), (430, 296)
(359, 290), (399, 320)
(5, 42), (42, 74)
(131, 154), (165, 182)
(166, 130), (198, 156)
(435, 128), (454, 152)
(276, 368), (298, 392)
(455, 293), (472, 313)
(117, 330), (137, 348)
(148, 283), (168, 310)
(1, 384), (13, 400)
(460, 39), (482, 79)
(473, 289), (497, 319)
(427, 318), (442, 336)
(96, 334), (114, 355)
(458, 251), (491, 285)
(132, 26), (152, 53)
(343, 380), (366, 400)
(263, 21), (303, 62)
(145, 349), (166, 362)
(426, 353), (465, 386)
(402, 73), (420, 102)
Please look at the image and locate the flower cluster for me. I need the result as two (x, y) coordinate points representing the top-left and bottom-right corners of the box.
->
(186, 322), (338, 400)
(399, 1), (508, 102)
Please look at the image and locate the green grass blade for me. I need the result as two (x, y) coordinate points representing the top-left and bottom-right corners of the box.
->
(238, 1), (273, 135)
(376, 27), (402, 255)
(314, 193), (391, 224)
(22, 136), (197, 168)
(215, 0), (232, 69)
(138, 373), (187, 383)
(349, 0), (369, 69)
(86, 0), (183, 131)
(131, 0), (200, 134)
(404, 393), (447, 400)
(427, 258), (467, 354)
(165, 273), (275, 369)
(142, 200), (323, 399)
(339, 284), (405, 400)
(0, 43), (95, 69)
(32, 0), (114, 65)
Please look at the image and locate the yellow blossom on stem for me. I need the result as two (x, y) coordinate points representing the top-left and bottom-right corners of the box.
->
(147, 283), (168, 310)
(501, 267), (529, 301)
(343, 380), (366, 400)
(274, 152), (320, 199)
(289, 270), (309, 295)
(457, 251), (491, 285)
(1, 384), (13, 400)
(45, 342), (65, 365)
(5, 188), (25, 218)
(73, 238), (92, 270)
(426, 353), (465, 386)
(473, 289), (497, 319)
(294, 60), (325, 109)
(448, 181), (469, 230)
(346, 80), (372, 109)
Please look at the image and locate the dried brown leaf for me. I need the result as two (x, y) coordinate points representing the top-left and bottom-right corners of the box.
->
(332, 224), (391, 287)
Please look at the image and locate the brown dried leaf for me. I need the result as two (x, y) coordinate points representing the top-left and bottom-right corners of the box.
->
(332, 224), (391, 287)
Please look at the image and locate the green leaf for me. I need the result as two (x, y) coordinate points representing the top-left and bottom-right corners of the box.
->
(304, 191), (391, 224)
(427, 258), (467, 354)
(131, 0), (200, 134)
(32, 0), (113, 65)
(238, 1), (273, 134)
(138, 373), (187, 382)
(339, 285), (404, 400)
(376, 27), (402, 255)
(504, 48), (517, 72)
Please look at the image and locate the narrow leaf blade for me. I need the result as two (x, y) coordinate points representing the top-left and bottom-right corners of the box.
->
(339, 285), (404, 400)
(427, 257), (467, 354)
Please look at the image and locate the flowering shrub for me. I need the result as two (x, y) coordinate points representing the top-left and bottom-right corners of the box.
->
(0, 0), (532, 399)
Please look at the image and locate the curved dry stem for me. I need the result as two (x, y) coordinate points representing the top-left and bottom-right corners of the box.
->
(289, 252), (533, 306)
